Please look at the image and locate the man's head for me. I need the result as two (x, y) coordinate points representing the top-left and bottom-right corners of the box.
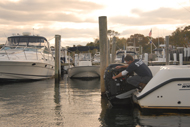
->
(124, 54), (134, 64)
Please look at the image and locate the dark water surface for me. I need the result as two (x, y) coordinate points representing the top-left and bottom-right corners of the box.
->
(0, 74), (190, 127)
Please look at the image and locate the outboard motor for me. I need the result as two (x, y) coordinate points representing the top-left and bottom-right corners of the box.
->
(104, 64), (138, 107)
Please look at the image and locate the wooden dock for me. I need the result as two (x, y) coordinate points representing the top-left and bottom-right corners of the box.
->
(148, 61), (190, 66)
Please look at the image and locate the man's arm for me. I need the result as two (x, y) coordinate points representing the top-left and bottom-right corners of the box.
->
(115, 65), (129, 69)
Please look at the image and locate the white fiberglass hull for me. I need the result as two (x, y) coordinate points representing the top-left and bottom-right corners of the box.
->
(137, 65), (190, 109)
(68, 65), (100, 78)
(0, 60), (55, 80)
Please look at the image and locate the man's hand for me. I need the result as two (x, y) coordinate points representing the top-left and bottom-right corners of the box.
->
(115, 66), (122, 69)
(112, 72), (123, 80)
(112, 76), (116, 80)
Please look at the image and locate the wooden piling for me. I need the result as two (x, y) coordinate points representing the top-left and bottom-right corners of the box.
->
(99, 16), (108, 95)
(111, 36), (116, 63)
(179, 53), (183, 65)
(108, 39), (110, 64)
(165, 36), (169, 65)
(55, 35), (61, 83)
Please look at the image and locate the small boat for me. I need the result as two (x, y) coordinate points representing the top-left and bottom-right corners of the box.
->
(0, 32), (55, 81)
(92, 52), (100, 65)
(115, 50), (138, 63)
(68, 53), (100, 79)
(105, 63), (190, 109)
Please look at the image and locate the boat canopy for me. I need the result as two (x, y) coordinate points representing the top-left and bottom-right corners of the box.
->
(6, 36), (49, 48)
(116, 51), (137, 55)
(68, 46), (99, 52)
(153, 48), (163, 51)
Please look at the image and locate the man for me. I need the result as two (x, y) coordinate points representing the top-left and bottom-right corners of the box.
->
(112, 54), (153, 91)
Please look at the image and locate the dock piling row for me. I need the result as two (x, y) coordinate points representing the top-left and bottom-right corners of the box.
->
(99, 16), (108, 95)
(55, 35), (61, 83)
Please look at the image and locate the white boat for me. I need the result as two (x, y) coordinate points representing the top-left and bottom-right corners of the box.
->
(51, 47), (65, 62)
(104, 63), (190, 109)
(92, 52), (100, 65)
(68, 53), (100, 79)
(0, 32), (55, 81)
(136, 65), (190, 109)
(115, 50), (138, 63)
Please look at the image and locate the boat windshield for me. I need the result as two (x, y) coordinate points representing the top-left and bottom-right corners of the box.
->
(1, 36), (51, 54)
(6, 36), (48, 47)
(116, 52), (138, 59)
(117, 53), (123, 58)
(78, 53), (91, 61)
(94, 55), (100, 60)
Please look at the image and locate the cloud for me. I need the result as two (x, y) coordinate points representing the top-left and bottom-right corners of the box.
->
(0, 0), (103, 46)
(109, 7), (190, 26)
(0, 25), (98, 47)
(0, 0), (104, 12)
(0, 0), (190, 47)
(0, 10), (84, 23)
(0, 0), (103, 23)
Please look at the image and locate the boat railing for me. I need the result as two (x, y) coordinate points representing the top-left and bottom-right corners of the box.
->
(1, 46), (53, 61)
(4, 49), (10, 60)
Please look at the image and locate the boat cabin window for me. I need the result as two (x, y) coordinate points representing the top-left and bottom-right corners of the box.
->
(117, 53), (123, 58)
(43, 47), (50, 54)
(116, 52), (138, 59)
(78, 53), (91, 61)
(6, 37), (48, 48)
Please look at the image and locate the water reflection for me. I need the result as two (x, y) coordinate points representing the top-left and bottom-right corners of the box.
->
(99, 97), (141, 127)
(1, 76), (190, 127)
(0, 79), (58, 126)
(139, 109), (190, 127)
(60, 77), (101, 127)
(99, 93), (190, 127)
(54, 80), (64, 126)
(68, 78), (100, 90)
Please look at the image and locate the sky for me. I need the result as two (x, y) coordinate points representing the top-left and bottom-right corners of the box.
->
(0, 0), (190, 47)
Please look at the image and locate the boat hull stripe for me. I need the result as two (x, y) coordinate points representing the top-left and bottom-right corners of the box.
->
(0, 72), (53, 78)
(137, 78), (190, 100)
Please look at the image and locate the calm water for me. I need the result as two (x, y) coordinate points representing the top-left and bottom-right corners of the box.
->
(0, 74), (190, 127)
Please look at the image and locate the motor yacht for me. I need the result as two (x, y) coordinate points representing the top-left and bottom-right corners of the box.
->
(0, 32), (55, 81)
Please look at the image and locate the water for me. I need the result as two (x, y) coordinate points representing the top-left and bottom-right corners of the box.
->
(0, 75), (190, 127)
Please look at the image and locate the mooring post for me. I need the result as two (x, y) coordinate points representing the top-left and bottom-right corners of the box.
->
(107, 39), (110, 64)
(165, 36), (169, 65)
(55, 35), (61, 83)
(173, 53), (177, 61)
(65, 48), (67, 63)
(99, 16), (108, 96)
(111, 36), (116, 63)
(179, 53), (183, 65)
(144, 53), (148, 65)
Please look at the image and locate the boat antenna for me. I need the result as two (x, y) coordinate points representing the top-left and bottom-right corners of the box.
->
(4, 33), (7, 37)
(48, 37), (55, 42)
(3, 33), (8, 46)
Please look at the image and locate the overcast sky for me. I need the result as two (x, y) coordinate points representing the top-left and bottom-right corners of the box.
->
(0, 0), (190, 47)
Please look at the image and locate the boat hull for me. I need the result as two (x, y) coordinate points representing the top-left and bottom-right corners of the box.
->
(107, 89), (138, 107)
(0, 61), (55, 81)
(137, 65), (190, 109)
(68, 65), (100, 79)
(138, 79), (190, 109)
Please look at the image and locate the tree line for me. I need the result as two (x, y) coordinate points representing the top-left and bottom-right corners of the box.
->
(71, 25), (190, 55)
